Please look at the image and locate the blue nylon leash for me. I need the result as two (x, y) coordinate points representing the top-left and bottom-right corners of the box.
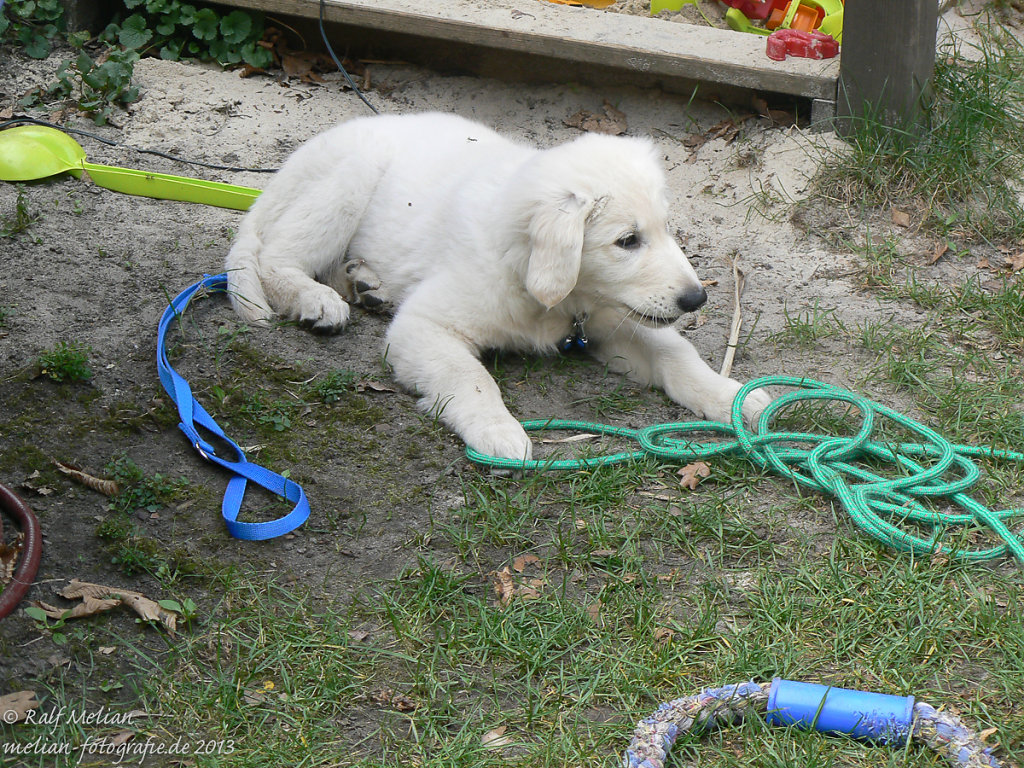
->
(156, 273), (310, 540)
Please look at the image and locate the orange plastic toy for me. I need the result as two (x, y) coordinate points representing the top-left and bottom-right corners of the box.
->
(767, 0), (823, 32)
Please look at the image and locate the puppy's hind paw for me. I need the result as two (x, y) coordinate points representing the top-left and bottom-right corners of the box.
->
(345, 259), (391, 313)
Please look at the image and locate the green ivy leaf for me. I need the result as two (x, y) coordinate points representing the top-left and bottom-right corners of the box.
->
(76, 50), (94, 74)
(118, 13), (153, 50)
(24, 606), (49, 622)
(190, 7), (218, 41)
(23, 33), (51, 59)
(177, 4), (197, 27)
(219, 10), (252, 45)
(159, 41), (183, 60)
(241, 41), (273, 69)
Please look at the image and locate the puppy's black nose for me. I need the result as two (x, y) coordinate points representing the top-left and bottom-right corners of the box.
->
(676, 286), (708, 313)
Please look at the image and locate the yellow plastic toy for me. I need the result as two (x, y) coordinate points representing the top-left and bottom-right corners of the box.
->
(650, 0), (698, 13)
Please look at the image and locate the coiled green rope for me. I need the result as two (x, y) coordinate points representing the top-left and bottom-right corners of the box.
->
(465, 376), (1024, 563)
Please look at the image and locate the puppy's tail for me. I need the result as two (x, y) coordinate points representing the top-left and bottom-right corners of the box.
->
(224, 223), (273, 325)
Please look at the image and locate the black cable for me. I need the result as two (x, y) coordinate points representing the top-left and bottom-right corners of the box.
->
(319, 0), (379, 114)
(0, 115), (279, 173)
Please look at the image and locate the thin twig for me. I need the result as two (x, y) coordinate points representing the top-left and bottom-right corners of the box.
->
(720, 255), (745, 378)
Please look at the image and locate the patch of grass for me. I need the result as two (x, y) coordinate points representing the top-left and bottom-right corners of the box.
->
(768, 300), (846, 348)
(816, 19), (1024, 242)
(105, 454), (190, 515)
(36, 340), (92, 383)
(59, 539), (1013, 767)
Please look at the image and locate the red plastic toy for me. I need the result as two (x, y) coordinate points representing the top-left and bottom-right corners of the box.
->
(718, 0), (773, 21)
(765, 28), (840, 60)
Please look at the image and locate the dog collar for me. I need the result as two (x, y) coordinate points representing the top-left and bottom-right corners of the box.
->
(560, 313), (589, 354)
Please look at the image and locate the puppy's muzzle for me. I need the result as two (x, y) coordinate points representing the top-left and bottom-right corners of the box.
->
(676, 285), (708, 313)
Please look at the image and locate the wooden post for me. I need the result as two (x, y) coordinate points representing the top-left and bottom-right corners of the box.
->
(837, 0), (938, 132)
(60, 0), (116, 34)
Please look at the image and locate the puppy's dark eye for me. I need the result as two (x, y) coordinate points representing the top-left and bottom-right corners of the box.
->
(616, 232), (641, 250)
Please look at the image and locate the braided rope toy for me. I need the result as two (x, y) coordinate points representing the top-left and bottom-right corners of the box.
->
(626, 680), (1001, 768)
(467, 376), (1024, 563)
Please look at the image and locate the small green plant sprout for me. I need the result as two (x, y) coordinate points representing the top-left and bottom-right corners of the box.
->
(27, 48), (142, 126)
(0, 186), (40, 239)
(308, 369), (360, 403)
(158, 597), (198, 624)
(23, 605), (70, 645)
(36, 341), (92, 383)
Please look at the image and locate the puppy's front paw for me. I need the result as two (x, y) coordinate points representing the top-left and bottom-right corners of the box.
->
(293, 285), (350, 333)
(468, 421), (534, 462)
(739, 386), (773, 430)
(694, 378), (771, 430)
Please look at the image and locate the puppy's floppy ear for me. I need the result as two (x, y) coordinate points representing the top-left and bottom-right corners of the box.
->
(525, 192), (594, 308)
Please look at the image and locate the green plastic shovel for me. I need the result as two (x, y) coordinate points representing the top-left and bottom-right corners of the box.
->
(0, 125), (262, 211)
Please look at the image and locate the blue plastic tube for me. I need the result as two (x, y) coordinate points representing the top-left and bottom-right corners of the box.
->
(766, 678), (915, 745)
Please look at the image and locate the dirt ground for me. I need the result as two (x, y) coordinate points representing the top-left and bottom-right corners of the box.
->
(0, 0), (1018, 755)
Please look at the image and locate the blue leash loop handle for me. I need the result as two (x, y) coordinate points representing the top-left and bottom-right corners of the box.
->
(157, 274), (310, 540)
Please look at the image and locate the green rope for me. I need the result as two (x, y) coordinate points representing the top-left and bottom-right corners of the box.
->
(465, 376), (1024, 563)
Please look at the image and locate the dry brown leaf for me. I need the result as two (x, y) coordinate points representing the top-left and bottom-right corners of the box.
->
(678, 461), (711, 490)
(707, 117), (743, 144)
(586, 600), (603, 622)
(358, 380), (396, 393)
(891, 209), (912, 228)
(0, 690), (39, 724)
(43, 580), (179, 633)
(654, 627), (676, 646)
(242, 686), (266, 706)
(482, 725), (511, 748)
(1, 535), (23, 585)
(928, 242), (949, 265)
(512, 554), (540, 572)
(34, 595), (121, 620)
(1006, 251), (1024, 272)
(120, 593), (179, 634)
(682, 132), (706, 149)
(491, 567), (516, 606)
(110, 730), (134, 747)
(564, 99), (628, 135)
(390, 693), (417, 712)
(52, 460), (119, 496)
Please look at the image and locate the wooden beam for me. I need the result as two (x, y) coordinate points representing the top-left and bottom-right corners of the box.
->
(837, 0), (938, 131)
(212, 0), (840, 101)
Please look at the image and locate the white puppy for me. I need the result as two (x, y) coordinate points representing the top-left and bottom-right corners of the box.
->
(226, 112), (770, 460)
